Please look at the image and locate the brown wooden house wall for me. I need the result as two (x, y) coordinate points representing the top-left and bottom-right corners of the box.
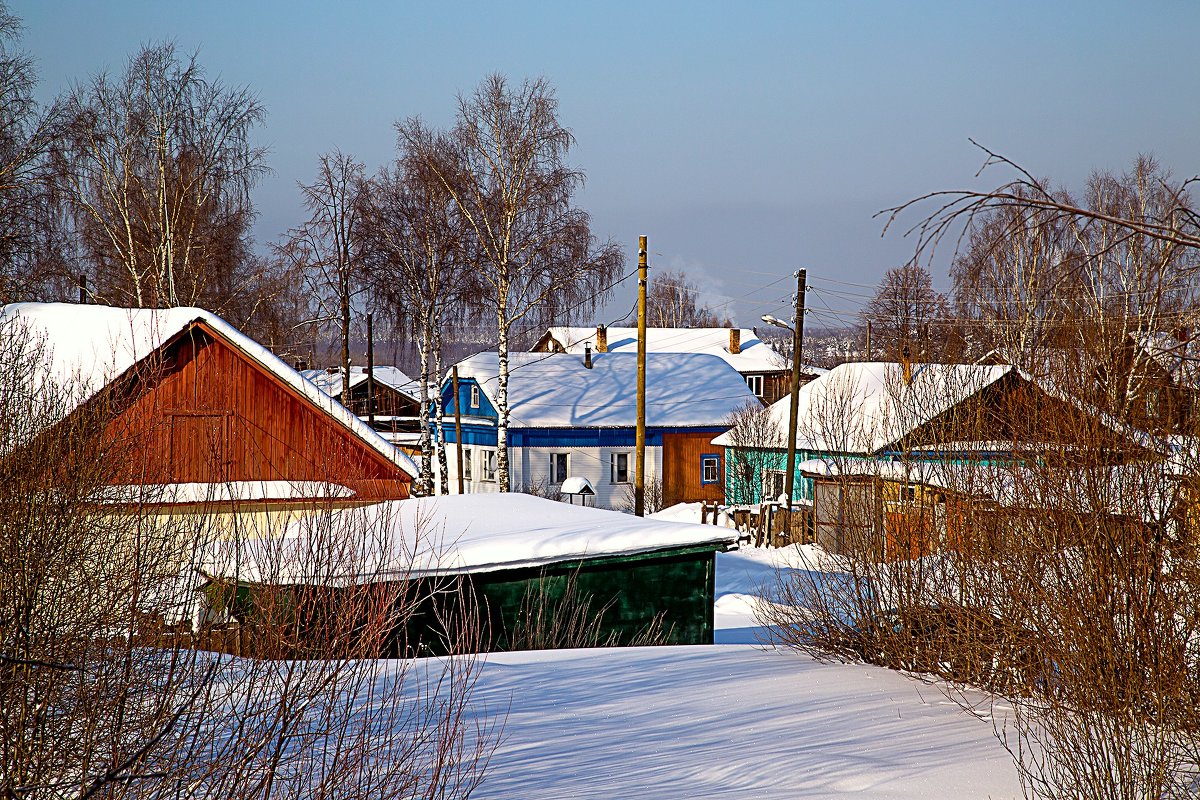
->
(662, 431), (726, 507)
(347, 380), (420, 420)
(97, 324), (411, 501)
(759, 372), (791, 405)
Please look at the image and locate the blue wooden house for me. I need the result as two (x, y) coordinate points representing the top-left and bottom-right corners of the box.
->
(439, 350), (760, 509)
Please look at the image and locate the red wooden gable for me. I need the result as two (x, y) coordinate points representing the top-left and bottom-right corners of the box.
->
(96, 322), (411, 501)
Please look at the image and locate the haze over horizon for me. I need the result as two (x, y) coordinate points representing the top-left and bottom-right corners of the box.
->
(18, 1), (1200, 328)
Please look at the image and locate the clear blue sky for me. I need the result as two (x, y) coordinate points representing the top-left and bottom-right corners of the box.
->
(16, 1), (1200, 328)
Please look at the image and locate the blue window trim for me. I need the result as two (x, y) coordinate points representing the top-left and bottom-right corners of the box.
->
(700, 452), (720, 485)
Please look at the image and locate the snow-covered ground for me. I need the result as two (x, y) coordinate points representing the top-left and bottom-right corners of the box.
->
(454, 544), (1021, 798)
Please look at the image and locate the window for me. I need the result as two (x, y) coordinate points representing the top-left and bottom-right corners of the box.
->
(745, 374), (764, 397)
(550, 452), (569, 483)
(610, 452), (630, 484)
(763, 469), (786, 502)
(469, 384), (480, 409)
(701, 454), (720, 485)
(480, 448), (497, 482)
(462, 447), (473, 481)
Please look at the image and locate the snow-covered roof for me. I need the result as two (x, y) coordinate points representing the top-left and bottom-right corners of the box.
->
(300, 365), (422, 400)
(451, 351), (760, 428)
(712, 362), (1028, 453)
(1, 302), (418, 478)
(202, 493), (738, 583)
(542, 326), (793, 374)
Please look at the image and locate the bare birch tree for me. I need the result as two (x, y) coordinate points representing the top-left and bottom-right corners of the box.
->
(1063, 157), (1200, 427)
(285, 150), (366, 407)
(646, 269), (728, 327)
(938, 153), (1200, 429)
(722, 401), (785, 504)
(0, 2), (66, 303)
(60, 41), (267, 311)
(402, 74), (623, 492)
(949, 192), (1077, 369)
(860, 263), (948, 360)
(360, 124), (472, 493)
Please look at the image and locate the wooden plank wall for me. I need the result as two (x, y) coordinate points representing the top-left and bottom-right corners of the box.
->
(101, 328), (410, 500)
(662, 431), (725, 508)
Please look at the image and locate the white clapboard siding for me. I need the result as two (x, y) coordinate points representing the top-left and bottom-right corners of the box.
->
(439, 444), (662, 511)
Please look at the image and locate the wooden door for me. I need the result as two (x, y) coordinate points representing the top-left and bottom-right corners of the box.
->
(169, 412), (230, 482)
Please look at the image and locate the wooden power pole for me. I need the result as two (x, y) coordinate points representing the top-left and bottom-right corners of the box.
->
(784, 268), (807, 507)
(635, 235), (648, 517)
(366, 313), (376, 427)
(865, 319), (872, 361)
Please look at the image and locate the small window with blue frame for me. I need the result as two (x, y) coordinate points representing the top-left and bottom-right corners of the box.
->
(701, 453), (720, 485)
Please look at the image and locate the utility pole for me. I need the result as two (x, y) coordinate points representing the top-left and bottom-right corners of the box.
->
(366, 313), (376, 427)
(784, 268), (807, 508)
(865, 319), (872, 361)
(452, 366), (465, 494)
(635, 235), (648, 517)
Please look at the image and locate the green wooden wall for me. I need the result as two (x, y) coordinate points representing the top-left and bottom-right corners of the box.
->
(469, 545), (718, 651)
(209, 545), (721, 657)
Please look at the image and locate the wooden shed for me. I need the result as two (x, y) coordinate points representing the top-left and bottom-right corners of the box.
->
(199, 494), (736, 656)
(4, 303), (417, 503)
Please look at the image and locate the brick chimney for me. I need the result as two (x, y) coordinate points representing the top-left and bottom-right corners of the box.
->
(596, 324), (608, 353)
(728, 327), (741, 355)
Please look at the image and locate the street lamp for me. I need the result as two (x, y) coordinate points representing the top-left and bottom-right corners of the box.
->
(760, 314), (792, 332)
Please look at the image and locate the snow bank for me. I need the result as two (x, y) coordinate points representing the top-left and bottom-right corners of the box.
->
(454, 645), (1020, 798)
(458, 544), (1019, 797)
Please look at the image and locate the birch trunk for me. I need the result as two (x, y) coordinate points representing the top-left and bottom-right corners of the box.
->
(416, 320), (433, 493)
(496, 290), (510, 492)
(434, 326), (449, 495)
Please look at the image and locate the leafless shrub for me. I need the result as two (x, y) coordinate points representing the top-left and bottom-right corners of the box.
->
(756, 352), (1200, 797)
(507, 567), (672, 651)
(722, 401), (784, 505)
(618, 477), (663, 515)
(516, 477), (563, 502)
(0, 316), (498, 798)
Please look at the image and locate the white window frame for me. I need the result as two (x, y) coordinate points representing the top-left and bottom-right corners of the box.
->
(610, 451), (631, 484)
(480, 448), (497, 482)
(701, 454), (720, 484)
(469, 384), (480, 409)
(550, 452), (570, 484)
(746, 374), (764, 397)
(462, 446), (473, 481)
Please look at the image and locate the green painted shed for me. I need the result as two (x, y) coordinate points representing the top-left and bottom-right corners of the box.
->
(200, 494), (735, 656)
